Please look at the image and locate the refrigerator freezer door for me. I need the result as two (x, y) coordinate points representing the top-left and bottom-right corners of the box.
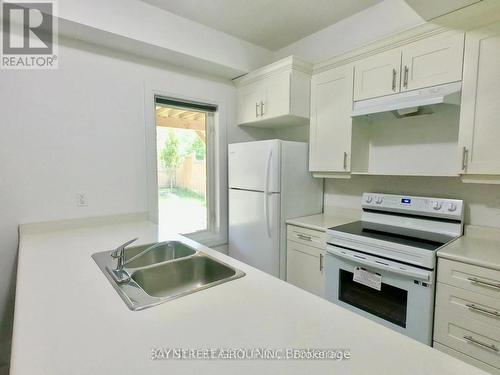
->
(228, 189), (280, 277)
(228, 140), (281, 192)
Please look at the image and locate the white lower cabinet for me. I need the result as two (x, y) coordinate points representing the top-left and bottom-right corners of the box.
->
(434, 258), (500, 374)
(286, 225), (325, 297)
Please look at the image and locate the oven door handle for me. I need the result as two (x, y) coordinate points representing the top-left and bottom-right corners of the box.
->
(327, 247), (430, 282)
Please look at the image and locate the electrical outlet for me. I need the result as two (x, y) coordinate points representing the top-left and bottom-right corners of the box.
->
(76, 193), (88, 207)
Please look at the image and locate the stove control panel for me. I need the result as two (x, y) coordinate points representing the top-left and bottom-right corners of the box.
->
(362, 193), (464, 220)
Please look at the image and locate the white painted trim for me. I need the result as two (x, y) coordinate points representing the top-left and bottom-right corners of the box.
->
(313, 172), (351, 179)
(233, 56), (312, 87)
(143, 85), (228, 247)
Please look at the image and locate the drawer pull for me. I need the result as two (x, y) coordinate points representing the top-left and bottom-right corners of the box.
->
(466, 303), (500, 319)
(320, 253), (324, 272)
(468, 277), (500, 290)
(297, 234), (312, 241)
(463, 335), (499, 352)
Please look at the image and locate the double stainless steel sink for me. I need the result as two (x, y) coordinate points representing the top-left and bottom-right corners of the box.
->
(92, 241), (245, 310)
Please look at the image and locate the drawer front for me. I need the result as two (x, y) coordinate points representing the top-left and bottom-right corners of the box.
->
(287, 225), (325, 250)
(436, 283), (500, 329)
(438, 259), (500, 300)
(435, 306), (500, 368)
(433, 342), (500, 375)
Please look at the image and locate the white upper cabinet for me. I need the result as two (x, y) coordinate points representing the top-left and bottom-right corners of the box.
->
(401, 32), (465, 92)
(235, 56), (312, 128)
(353, 49), (401, 101)
(309, 64), (354, 173)
(237, 80), (265, 124)
(354, 31), (465, 101)
(262, 69), (291, 120)
(459, 21), (500, 176)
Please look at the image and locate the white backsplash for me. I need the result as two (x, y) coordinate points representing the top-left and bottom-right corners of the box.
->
(324, 175), (500, 228)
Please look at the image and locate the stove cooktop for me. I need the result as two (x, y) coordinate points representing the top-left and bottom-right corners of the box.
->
(328, 221), (455, 252)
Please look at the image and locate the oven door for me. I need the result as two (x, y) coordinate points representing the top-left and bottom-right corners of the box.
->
(325, 245), (435, 345)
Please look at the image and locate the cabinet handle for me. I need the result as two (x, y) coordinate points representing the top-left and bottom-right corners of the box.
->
(297, 234), (312, 241)
(466, 303), (500, 319)
(461, 146), (469, 172)
(320, 253), (324, 272)
(463, 335), (499, 352)
(403, 66), (409, 89)
(468, 277), (500, 290)
(255, 102), (260, 118)
(260, 101), (265, 117)
(343, 152), (348, 170)
(392, 68), (397, 91)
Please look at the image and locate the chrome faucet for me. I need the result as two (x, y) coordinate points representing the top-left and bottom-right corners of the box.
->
(109, 238), (138, 283)
(109, 238), (164, 283)
(111, 238), (138, 271)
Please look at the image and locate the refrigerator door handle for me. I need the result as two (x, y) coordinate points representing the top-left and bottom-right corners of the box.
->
(264, 150), (272, 238)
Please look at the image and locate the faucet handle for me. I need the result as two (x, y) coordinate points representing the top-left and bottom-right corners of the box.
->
(111, 237), (138, 258)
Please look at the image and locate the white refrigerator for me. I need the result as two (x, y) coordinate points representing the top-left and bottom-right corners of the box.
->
(228, 140), (323, 279)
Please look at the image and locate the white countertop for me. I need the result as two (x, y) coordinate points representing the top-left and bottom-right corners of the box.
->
(286, 208), (360, 232)
(11, 215), (486, 375)
(438, 225), (500, 270)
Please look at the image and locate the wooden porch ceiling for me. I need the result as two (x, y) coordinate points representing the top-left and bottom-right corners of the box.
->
(155, 106), (206, 132)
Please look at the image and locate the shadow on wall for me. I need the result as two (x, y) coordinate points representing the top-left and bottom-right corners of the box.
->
(0, 251), (17, 372)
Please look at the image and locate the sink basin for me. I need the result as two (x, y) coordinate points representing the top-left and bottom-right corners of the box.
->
(124, 241), (196, 268)
(92, 240), (245, 310)
(132, 255), (238, 298)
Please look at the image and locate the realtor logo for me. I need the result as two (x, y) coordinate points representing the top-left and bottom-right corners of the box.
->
(1, 0), (58, 69)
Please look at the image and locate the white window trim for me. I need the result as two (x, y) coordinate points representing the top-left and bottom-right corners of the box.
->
(144, 87), (228, 247)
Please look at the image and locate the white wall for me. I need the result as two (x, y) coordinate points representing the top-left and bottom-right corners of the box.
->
(58, 0), (273, 77)
(325, 176), (500, 228)
(274, 0), (424, 63)
(0, 35), (274, 368)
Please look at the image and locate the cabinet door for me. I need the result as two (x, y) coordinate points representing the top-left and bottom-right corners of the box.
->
(401, 32), (465, 91)
(237, 80), (264, 124)
(286, 240), (325, 297)
(309, 64), (353, 172)
(262, 70), (291, 120)
(459, 22), (500, 175)
(353, 49), (401, 101)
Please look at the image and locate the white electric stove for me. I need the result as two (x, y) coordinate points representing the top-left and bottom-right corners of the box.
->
(325, 193), (464, 345)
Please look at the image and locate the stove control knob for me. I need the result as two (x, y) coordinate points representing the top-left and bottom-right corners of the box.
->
(447, 203), (457, 212)
(433, 201), (442, 210)
(375, 196), (384, 204)
(365, 195), (373, 204)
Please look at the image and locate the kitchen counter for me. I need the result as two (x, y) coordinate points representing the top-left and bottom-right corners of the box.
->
(438, 225), (500, 270)
(286, 207), (359, 232)
(11, 214), (486, 375)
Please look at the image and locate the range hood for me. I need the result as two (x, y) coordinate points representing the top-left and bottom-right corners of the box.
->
(352, 82), (462, 117)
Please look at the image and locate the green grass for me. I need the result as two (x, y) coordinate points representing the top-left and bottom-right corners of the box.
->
(159, 187), (205, 204)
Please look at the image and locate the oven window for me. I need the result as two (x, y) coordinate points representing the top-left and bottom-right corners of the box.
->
(339, 269), (408, 328)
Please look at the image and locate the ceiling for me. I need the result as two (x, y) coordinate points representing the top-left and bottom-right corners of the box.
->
(141, 0), (383, 50)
